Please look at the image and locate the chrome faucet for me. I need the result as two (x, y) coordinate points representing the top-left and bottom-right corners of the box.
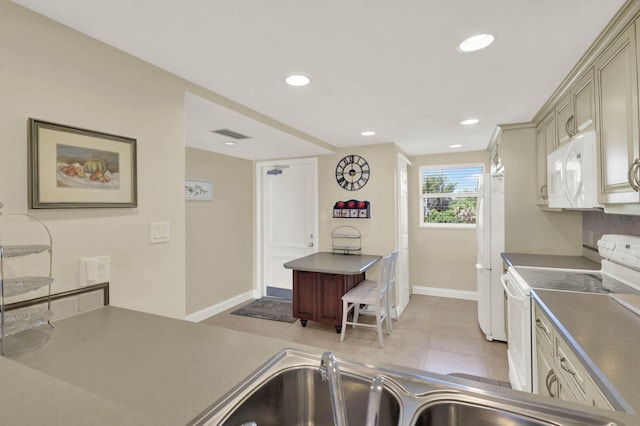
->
(365, 375), (384, 426)
(320, 351), (348, 426)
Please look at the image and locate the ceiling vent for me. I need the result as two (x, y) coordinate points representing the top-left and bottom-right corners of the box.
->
(210, 128), (252, 140)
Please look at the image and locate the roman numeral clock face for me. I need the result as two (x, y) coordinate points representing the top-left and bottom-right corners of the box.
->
(335, 155), (370, 191)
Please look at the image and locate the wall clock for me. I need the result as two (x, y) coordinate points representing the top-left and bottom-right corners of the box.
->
(335, 155), (370, 191)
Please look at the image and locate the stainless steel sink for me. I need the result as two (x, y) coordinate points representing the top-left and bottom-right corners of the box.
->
(411, 395), (621, 426)
(189, 348), (631, 426)
(219, 366), (401, 426)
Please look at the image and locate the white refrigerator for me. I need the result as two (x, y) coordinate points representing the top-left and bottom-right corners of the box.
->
(476, 172), (507, 342)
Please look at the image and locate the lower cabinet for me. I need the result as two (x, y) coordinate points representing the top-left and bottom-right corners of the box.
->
(292, 270), (364, 332)
(533, 302), (613, 410)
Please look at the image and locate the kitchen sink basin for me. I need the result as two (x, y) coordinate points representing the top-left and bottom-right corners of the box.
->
(220, 366), (401, 426)
(412, 397), (619, 426)
(189, 348), (632, 426)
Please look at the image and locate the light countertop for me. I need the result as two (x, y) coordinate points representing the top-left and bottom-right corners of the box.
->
(13, 307), (305, 425)
(532, 289), (640, 413)
(283, 252), (381, 275)
(4, 305), (637, 424)
(501, 252), (600, 270)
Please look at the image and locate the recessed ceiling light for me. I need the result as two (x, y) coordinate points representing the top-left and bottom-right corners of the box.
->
(285, 74), (310, 86)
(460, 118), (479, 125)
(449, 144), (462, 149)
(457, 34), (494, 53)
(224, 141), (236, 146)
(361, 131), (376, 136)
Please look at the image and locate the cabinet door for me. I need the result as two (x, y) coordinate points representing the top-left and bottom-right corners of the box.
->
(556, 93), (573, 146)
(595, 24), (640, 204)
(316, 273), (344, 325)
(292, 270), (316, 321)
(536, 123), (547, 205)
(544, 111), (557, 155)
(536, 339), (557, 398)
(573, 69), (595, 134)
(535, 112), (556, 206)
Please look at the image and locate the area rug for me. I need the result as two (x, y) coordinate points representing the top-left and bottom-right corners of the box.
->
(231, 297), (297, 323)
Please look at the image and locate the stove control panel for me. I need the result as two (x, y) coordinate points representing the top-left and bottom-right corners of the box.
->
(598, 234), (640, 269)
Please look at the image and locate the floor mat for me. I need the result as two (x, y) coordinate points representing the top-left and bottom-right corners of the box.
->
(231, 297), (297, 323)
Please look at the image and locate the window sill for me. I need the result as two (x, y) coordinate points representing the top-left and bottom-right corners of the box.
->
(419, 223), (476, 230)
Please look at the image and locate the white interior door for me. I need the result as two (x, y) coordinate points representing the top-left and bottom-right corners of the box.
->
(258, 158), (318, 298)
(397, 154), (411, 315)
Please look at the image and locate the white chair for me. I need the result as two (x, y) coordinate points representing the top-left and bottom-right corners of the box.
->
(385, 249), (400, 332)
(340, 254), (391, 347)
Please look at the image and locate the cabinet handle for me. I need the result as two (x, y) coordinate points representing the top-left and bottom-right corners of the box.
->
(535, 318), (550, 339)
(545, 369), (557, 398)
(559, 356), (576, 376)
(540, 184), (548, 200)
(628, 159), (640, 191)
(565, 115), (575, 137)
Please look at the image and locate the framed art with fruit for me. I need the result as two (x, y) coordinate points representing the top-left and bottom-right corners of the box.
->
(29, 118), (137, 208)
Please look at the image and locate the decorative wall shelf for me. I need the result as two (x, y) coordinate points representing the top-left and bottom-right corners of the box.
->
(332, 200), (370, 219)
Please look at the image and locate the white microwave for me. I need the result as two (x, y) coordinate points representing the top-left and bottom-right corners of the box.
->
(547, 130), (601, 210)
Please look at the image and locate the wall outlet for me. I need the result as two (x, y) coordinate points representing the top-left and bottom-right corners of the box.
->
(150, 221), (170, 244)
(80, 256), (111, 286)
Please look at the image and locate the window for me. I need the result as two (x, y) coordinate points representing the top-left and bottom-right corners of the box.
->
(420, 164), (484, 227)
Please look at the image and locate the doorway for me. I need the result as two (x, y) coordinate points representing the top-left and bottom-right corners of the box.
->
(256, 157), (318, 298)
(397, 154), (411, 314)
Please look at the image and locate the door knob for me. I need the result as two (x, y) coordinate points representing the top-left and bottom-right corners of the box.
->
(308, 242), (314, 247)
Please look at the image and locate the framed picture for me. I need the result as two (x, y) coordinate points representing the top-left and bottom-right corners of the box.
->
(29, 119), (137, 208)
(185, 178), (213, 200)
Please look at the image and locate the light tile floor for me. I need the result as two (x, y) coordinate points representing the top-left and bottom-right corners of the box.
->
(201, 294), (509, 383)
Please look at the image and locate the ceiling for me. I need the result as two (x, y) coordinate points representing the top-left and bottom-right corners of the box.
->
(13, 0), (628, 160)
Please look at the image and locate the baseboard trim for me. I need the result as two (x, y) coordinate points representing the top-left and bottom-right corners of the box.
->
(185, 290), (258, 322)
(412, 286), (478, 301)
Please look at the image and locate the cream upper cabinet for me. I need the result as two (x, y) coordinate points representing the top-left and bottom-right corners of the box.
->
(556, 93), (573, 145)
(556, 69), (596, 146)
(535, 123), (548, 205)
(573, 70), (596, 135)
(535, 112), (556, 206)
(594, 23), (640, 204)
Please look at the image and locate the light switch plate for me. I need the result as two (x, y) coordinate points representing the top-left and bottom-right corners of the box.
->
(80, 256), (111, 286)
(150, 221), (170, 244)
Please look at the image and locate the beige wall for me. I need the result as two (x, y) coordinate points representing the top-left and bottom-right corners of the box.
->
(0, 2), (194, 318)
(408, 151), (490, 292)
(501, 125), (583, 254)
(318, 144), (398, 276)
(185, 148), (254, 313)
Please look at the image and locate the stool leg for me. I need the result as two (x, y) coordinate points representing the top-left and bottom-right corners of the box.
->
(376, 307), (384, 348)
(340, 301), (349, 342)
(353, 302), (360, 327)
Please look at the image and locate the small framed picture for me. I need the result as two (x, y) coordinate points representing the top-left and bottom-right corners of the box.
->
(185, 179), (213, 200)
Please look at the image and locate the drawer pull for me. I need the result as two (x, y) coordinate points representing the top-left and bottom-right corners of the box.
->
(535, 318), (551, 338)
(545, 369), (557, 398)
(559, 356), (576, 376)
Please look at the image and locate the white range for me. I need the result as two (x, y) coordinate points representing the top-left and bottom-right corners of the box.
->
(502, 234), (640, 392)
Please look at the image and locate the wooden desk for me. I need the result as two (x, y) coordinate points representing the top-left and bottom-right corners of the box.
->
(284, 252), (381, 332)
